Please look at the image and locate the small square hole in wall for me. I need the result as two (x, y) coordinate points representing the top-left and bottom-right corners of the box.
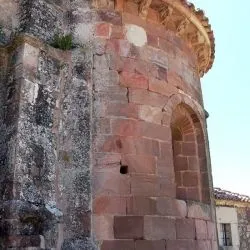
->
(120, 165), (128, 174)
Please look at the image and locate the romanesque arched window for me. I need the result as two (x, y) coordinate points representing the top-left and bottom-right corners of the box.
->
(171, 104), (210, 203)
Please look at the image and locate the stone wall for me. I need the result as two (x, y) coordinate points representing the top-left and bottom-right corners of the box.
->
(237, 207), (250, 250)
(91, 2), (217, 250)
(0, 0), (218, 249)
(0, 0), (19, 44)
(0, 36), (95, 249)
(0, 0), (97, 248)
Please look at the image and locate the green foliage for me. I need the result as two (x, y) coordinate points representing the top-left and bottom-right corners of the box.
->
(51, 33), (73, 50)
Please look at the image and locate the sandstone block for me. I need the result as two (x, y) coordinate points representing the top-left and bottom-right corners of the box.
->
(93, 215), (114, 240)
(95, 23), (111, 38)
(144, 216), (176, 240)
(167, 240), (195, 250)
(195, 219), (208, 240)
(128, 89), (169, 108)
(138, 105), (163, 125)
(173, 141), (182, 156)
(106, 103), (139, 119)
(146, 47), (168, 68)
(93, 38), (107, 55)
(134, 138), (160, 156)
(121, 154), (156, 174)
(207, 221), (217, 240)
(135, 240), (165, 250)
(211, 240), (219, 250)
(187, 202), (211, 220)
(186, 187), (200, 201)
(119, 39), (132, 57)
(176, 187), (187, 200)
(101, 240), (134, 250)
(127, 196), (156, 215)
(158, 178), (176, 197)
(156, 159), (174, 180)
(158, 38), (176, 57)
(97, 10), (122, 25)
(100, 135), (136, 154)
(176, 218), (195, 239)
(188, 156), (199, 170)
(131, 175), (157, 196)
(156, 198), (187, 217)
(93, 170), (130, 196)
(159, 142), (173, 160)
(120, 71), (148, 89)
(147, 34), (159, 48)
(111, 25), (124, 39)
(182, 142), (196, 156)
(114, 216), (144, 239)
(140, 121), (171, 141)
(93, 153), (121, 169)
(149, 77), (175, 97)
(182, 171), (199, 187)
(93, 196), (126, 214)
(111, 119), (140, 137)
(196, 240), (212, 250)
(174, 156), (188, 171)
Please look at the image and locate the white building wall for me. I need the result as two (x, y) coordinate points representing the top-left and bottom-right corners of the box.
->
(216, 206), (240, 250)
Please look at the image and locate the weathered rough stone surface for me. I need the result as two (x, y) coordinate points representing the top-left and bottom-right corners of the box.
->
(0, 0), (19, 44)
(238, 207), (250, 250)
(187, 201), (212, 220)
(62, 237), (96, 250)
(19, 0), (65, 43)
(0, 48), (17, 202)
(58, 48), (94, 248)
(0, 40), (96, 249)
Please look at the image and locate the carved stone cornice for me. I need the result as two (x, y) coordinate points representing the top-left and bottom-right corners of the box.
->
(153, 0), (215, 76)
(158, 4), (173, 26)
(94, 0), (215, 76)
(137, 0), (215, 76)
(138, 0), (153, 19)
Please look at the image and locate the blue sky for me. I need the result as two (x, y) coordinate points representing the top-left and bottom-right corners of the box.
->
(190, 0), (250, 195)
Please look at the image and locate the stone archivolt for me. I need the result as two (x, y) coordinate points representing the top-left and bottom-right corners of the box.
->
(97, 0), (215, 76)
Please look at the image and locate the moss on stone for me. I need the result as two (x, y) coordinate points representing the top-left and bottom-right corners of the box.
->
(51, 33), (73, 50)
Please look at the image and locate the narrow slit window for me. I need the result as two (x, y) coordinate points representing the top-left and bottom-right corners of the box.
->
(220, 223), (232, 246)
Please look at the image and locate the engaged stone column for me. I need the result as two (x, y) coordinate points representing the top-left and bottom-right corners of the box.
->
(91, 1), (218, 250)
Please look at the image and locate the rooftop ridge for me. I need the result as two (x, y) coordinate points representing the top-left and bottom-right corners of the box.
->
(214, 187), (250, 203)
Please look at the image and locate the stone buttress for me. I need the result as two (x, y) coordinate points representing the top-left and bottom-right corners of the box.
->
(0, 0), (218, 249)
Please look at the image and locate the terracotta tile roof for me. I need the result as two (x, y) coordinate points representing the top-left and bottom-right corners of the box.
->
(214, 188), (250, 203)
